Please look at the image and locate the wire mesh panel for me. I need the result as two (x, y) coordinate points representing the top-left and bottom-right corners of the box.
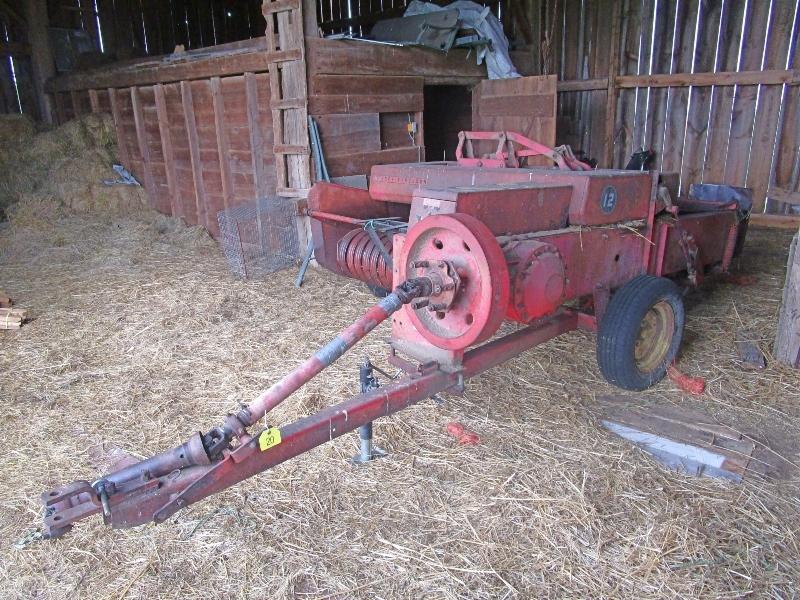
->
(218, 196), (301, 279)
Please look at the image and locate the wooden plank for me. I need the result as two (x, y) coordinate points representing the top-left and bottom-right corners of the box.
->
(616, 69), (799, 88)
(210, 77), (233, 214)
(747, 0), (798, 212)
(768, 186), (800, 206)
(153, 83), (180, 218)
(326, 147), (421, 177)
(263, 0), (301, 16)
(308, 93), (423, 115)
(88, 88), (100, 112)
(679, 0), (724, 194)
(130, 86), (158, 210)
(588, 0), (622, 168)
(659, 0), (700, 181)
(473, 75), (556, 166)
(180, 80), (209, 228)
(629, 0), (657, 157)
(315, 113), (380, 156)
(611, 0), (643, 167)
(276, 4), (311, 196)
(701, 0), (747, 184)
(640, 0), (674, 172)
(557, 78), (608, 92)
(46, 42), (299, 92)
(723, 0), (772, 188)
(245, 72), (269, 197)
(776, 229), (800, 367)
(475, 93), (556, 119)
(70, 89), (81, 117)
(310, 74), (422, 96)
(749, 214), (800, 229)
(306, 37), (485, 79)
(107, 87), (131, 167)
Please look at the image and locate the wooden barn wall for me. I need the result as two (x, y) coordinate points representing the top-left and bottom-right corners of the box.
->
(314, 0), (509, 37)
(0, 5), (39, 118)
(48, 0), (267, 60)
(49, 51), (277, 239)
(526, 0), (800, 213)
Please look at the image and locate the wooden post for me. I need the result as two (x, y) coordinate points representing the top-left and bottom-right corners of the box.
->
(210, 77), (233, 214)
(180, 80), (209, 229)
(776, 228), (800, 368)
(303, 0), (319, 37)
(153, 84), (180, 219)
(24, 0), (55, 123)
(130, 86), (157, 208)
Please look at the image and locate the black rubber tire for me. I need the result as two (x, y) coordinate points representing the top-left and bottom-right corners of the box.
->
(597, 275), (685, 391)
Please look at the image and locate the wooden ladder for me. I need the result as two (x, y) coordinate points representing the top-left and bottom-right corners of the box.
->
(262, 0), (312, 198)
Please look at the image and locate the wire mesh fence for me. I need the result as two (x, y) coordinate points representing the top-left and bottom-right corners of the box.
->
(217, 196), (301, 279)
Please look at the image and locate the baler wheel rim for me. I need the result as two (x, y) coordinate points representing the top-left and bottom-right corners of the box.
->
(596, 275), (685, 391)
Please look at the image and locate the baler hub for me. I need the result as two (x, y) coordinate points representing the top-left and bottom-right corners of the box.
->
(399, 213), (510, 351)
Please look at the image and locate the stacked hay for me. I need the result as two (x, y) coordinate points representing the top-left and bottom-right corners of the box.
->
(0, 113), (147, 219)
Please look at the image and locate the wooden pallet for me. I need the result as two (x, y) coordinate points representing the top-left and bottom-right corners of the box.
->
(262, 0), (311, 199)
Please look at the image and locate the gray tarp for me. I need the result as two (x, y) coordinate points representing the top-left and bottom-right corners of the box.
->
(403, 0), (520, 79)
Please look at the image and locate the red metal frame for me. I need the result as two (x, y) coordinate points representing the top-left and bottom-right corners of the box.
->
(40, 130), (749, 541)
(455, 130), (593, 170)
(42, 310), (577, 536)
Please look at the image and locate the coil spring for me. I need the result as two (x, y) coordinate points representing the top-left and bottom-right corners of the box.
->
(336, 228), (394, 289)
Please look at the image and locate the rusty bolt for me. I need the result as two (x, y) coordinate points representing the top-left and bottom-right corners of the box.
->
(433, 285), (442, 294)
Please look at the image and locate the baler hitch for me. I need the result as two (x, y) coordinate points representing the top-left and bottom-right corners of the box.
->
(41, 277), (432, 539)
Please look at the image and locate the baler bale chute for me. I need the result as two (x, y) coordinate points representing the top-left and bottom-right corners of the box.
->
(40, 131), (750, 539)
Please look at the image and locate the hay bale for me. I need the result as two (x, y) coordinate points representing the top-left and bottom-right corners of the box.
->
(0, 113), (141, 219)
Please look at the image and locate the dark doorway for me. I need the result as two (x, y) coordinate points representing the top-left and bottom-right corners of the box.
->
(423, 85), (473, 162)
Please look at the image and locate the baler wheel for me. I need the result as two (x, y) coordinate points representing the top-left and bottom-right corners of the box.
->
(597, 275), (685, 391)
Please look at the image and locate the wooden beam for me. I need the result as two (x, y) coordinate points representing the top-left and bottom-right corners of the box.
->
(616, 68), (799, 89)
(776, 229), (800, 367)
(749, 214), (800, 229)
(245, 72), (269, 197)
(130, 86), (157, 208)
(302, 0), (319, 37)
(557, 77), (608, 92)
(88, 89), (100, 112)
(210, 77), (233, 214)
(768, 186), (800, 206)
(107, 88), (129, 166)
(153, 84), (179, 218)
(180, 81), (209, 228)
(70, 90), (80, 117)
(46, 44), (300, 92)
(24, 0), (54, 122)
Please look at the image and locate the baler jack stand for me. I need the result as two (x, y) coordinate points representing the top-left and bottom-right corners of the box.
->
(350, 360), (387, 464)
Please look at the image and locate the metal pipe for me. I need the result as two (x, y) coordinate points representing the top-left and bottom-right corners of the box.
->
(308, 210), (367, 226)
(234, 280), (429, 427)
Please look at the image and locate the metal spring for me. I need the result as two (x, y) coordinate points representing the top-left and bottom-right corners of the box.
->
(336, 228), (394, 289)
